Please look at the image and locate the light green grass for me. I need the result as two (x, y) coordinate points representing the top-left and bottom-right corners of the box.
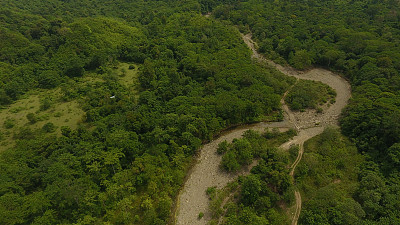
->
(116, 62), (139, 88)
(296, 128), (364, 201)
(0, 89), (84, 152)
(285, 80), (336, 111)
(0, 61), (138, 152)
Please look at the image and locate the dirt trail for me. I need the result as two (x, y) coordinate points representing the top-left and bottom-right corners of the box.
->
(290, 142), (304, 177)
(175, 33), (351, 225)
(293, 191), (302, 225)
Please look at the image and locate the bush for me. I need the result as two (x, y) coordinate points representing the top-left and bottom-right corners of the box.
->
(221, 151), (240, 172)
(42, 122), (56, 133)
(61, 126), (72, 137)
(14, 127), (35, 140)
(263, 128), (280, 139)
(206, 186), (217, 199)
(0, 89), (12, 105)
(198, 212), (204, 219)
(40, 97), (52, 111)
(26, 113), (37, 124)
(217, 140), (228, 154)
(38, 70), (60, 89)
(120, 68), (127, 77)
(3, 118), (15, 129)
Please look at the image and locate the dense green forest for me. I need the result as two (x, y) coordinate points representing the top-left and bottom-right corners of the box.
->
(0, 1), (292, 224)
(1, 0), (400, 224)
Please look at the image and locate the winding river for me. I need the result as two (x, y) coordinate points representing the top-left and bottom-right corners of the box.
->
(175, 33), (351, 225)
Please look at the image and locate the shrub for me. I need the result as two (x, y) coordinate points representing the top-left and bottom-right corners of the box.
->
(14, 127), (35, 140)
(26, 113), (37, 124)
(40, 97), (52, 111)
(3, 118), (15, 129)
(206, 186), (217, 199)
(198, 212), (204, 219)
(263, 128), (280, 139)
(221, 151), (240, 172)
(120, 68), (127, 77)
(42, 122), (56, 133)
(217, 140), (229, 154)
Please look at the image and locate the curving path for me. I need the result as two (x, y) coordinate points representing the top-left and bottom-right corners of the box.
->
(175, 33), (351, 225)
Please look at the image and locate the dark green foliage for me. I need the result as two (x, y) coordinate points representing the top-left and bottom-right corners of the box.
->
(13, 127), (35, 140)
(340, 82), (400, 159)
(217, 140), (228, 155)
(220, 129), (296, 172)
(42, 122), (56, 133)
(26, 113), (37, 124)
(198, 212), (204, 219)
(301, 185), (365, 225)
(288, 145), (299, 163)
(206, 186), (217, 198)
(387, 143), (400, 167)
(241, 174), (262, 205)
(38, 70), (61, 89)
(221, 151), (241, 172)
(0, 2), (293, 224)
(212, 131), (293, 224)
(39, 97), (52, 111)
(289, 49), (314, 70)
(3, 118), (15, 129)
(353, 163), (400, 222)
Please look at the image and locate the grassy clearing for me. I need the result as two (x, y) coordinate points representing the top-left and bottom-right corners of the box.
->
(296, 128), (363, 195)
(115, 62), (139, 88)
(0, 89), (84, 152)
(295, 128), (365, 223)
(0, 61), (139, 152)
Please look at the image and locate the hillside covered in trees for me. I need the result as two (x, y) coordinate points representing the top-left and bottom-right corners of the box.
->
(0, 1), (291, 224)
(1, 0), (400, 224)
